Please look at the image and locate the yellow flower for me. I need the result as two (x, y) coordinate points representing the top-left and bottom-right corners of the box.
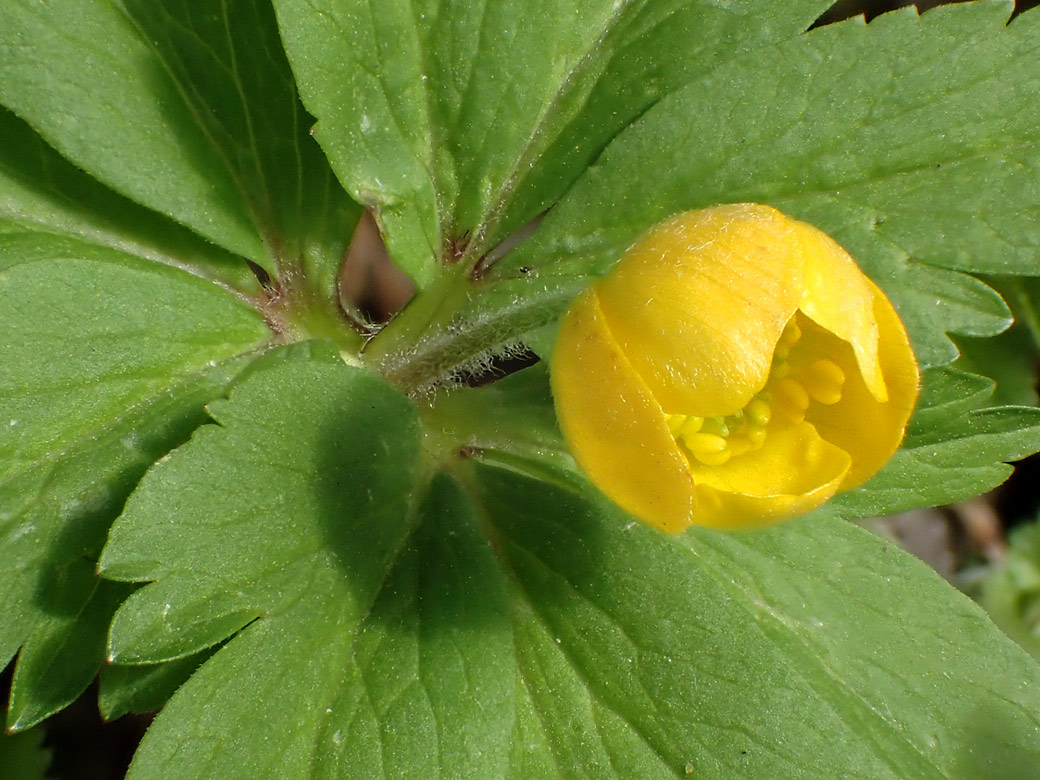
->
(550, 204), (919, 532)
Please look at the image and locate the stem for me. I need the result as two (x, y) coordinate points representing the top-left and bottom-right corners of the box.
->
(362, 260), (475, 388)
(363, 269), (580, 395)
(262, 271), (365, 360)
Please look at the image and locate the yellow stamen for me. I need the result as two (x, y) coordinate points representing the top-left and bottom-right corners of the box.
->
(773, 377), (810, 422)
(746, 398), (771, 428)
(805, 359), (845, 405)
(666, 414), (688, 435)
(683, 432), (728, 454)
(780, 320), (802, 346)
(747, 427), (767, 446)
(678, 415), (704, 437)
(693, 448), (732, 466)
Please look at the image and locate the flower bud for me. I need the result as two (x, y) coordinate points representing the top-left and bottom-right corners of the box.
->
(550, 204), (919, 532)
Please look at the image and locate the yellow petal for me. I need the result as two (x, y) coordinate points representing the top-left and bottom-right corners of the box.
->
(684, 418), (852, 530)
(792, 220), (888, 403)
(550, 288), (695, 532)
(793, 293), (919, 488)
(685, 417), (849, 497)
(594, 204), (804, 416)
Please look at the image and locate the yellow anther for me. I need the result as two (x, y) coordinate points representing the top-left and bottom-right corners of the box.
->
(771, 361), (791, 380)
(805, 359), (846, 405)
(810, 359), (845, 385)
(666, 414), (688, 435)
(746, 398), (771, 428)
(747, 427), (767, 446)
(693, 447), (733, 466)
(780, 320), (802, 346)
(678, 415), (704, 437)
(773, 377), (810, 422)
(682, 429), (731, 466)
(683, 432), (728, 454)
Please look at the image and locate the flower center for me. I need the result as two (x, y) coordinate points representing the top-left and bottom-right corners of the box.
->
(666, 317), (847, 466)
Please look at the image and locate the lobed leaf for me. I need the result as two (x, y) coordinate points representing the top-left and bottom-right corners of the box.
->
(501, 0), (837, 241)
(0, 249), (269, 480)
(97, 362), (511, 779)
(95, 356), (1040, 778)
(0, 0), (258, 262)
(117, 0), (362, 297)
(501, 1), (1038, 368)
(0, 241), (271, 729)
(99, 650), (215, 723)
(273, 0), (836, 283)
(0, 107), (256, 290)
(475, 462), (1040, 779)
(6, 580), (133, 732)
(100, 363), (420, 662)
(0, 0), (359, 291)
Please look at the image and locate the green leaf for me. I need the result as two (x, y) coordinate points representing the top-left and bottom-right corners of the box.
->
(0, 728), (50, 780)
(313, 473), (514, 780)
(0, 248), (269, 479)
(0, 242), (271, 726)
(273, 0), (834, 284)
(97, 363), (513, 779)
(99, 650), (216, 721)
(96, 363), (413, 768)
(472, 463), (1040, 780)
(6, 580), (132, 731)
(502, 0), (837, 241)
(0, 375), (237, 730)
(502, 1), (1037, 368)
(272, 0), (449, 284)
(0, 0), (359, 289)
(95, 345), (355, 725)
(0, 0), (257, 261)
(116, 0), (362, 297)
(100, 362), (420, 662)
(0, 107), (257, 290)
(99, 358), (1040, 778)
